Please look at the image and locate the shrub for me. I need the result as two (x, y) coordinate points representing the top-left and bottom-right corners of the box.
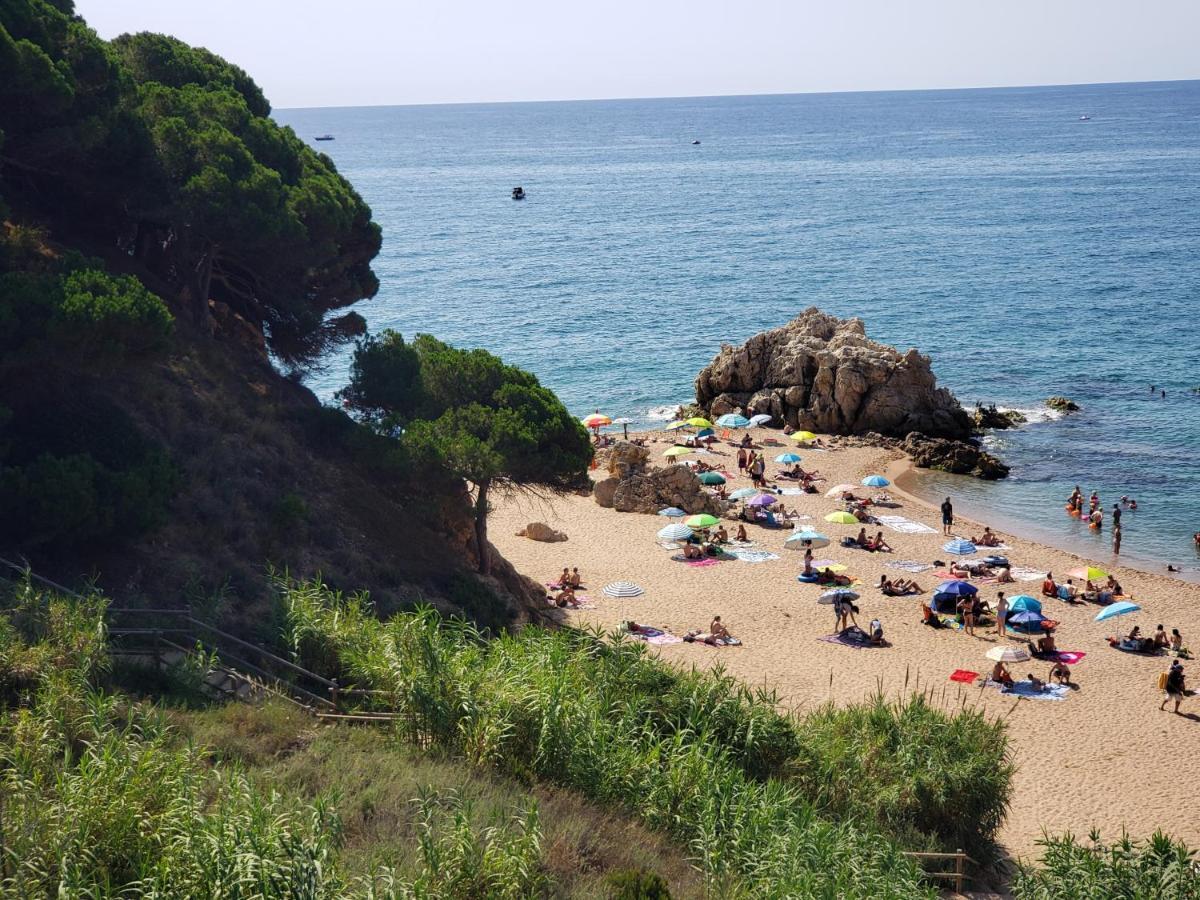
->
(1013, 830), (1200, 899)
(55, 268), (173, 354)
(606, 868), (672, 899)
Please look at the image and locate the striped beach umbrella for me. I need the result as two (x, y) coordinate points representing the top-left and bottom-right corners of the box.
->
(657, 524), (694, 541)
(749, 414), (773, 426)
(716, 413), (751, 428)
(819, 588), (859, 604)
(943, 539), (977, 555)
(657, 507), (686, 517)
(582, 413), (611, 428)
(986, 645), (1030, 663)
(603, 582), (645, 598)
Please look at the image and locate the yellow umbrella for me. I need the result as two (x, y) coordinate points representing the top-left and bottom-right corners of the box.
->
(824, 511), (859, 525)
(663, 446), (693, 457)
(686, 417), (713, 428)
(1068, 566), (1108, 581)
(789, 430), (817, 442)
(664, 420), (689, 431)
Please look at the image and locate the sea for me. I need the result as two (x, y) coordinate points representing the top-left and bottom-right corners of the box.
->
(276, 81), (1200, 579)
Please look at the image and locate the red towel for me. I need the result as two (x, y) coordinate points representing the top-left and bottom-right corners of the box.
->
(949, 669), (979, 684)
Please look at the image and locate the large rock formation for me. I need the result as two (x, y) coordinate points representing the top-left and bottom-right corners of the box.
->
(592, 441), (725, 516)
(901, 433), (1010, 480)
(694, 308), (972, 441)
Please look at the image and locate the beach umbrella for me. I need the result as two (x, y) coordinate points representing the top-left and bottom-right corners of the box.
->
(825, 484), (859, 498)
(582, 413), (611, 428)
(862, 475), (890, 488)
(665, 420), (689, 431)
(698, 472), (726, 485)
(611, 417), (633, 439)
(603, 581), (645, 598)
(749, 414), (773, 426)
(717, 413), (751, 428)
(786, 530), (831, 549)
(1095, 600), (1141, 622)
(686, 417), (713, 428)
(657, 523), (694, 541)
(1008, 595), (1042, 614)
(935, 580), (978, 596)
(729, 487), (758, 500)
(824, 511), (859, 525)
(775, 453), (803, 464)
(943, 539), (977, 555)
(663, 446), (692, 457)
(696, 428), (715, 438)
(1007, 610), (1045, 626)
(1069, 566), (1109, 582)
(657, 507), (686, 517)
(789, 430), (817, 442)
(684, 514), (721, 529)
(819, 588), (859, 604)
(746, 494), (776, 507)
(986, 645), (1031, 663)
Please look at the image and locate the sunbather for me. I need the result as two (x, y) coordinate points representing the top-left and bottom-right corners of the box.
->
(878, 575), (921, 596)
(1026, 673), (1047, 692)
(973, 526), (1001, 547)
(991, 661), (1014, 686)
(1154, 625), (1170, 649)
(856, 527), (871, 549)
(569, 567), (582, 588)
(949, 561), (971, 579)
(710, 616), (731, 640)
(869, 619), (885, 646)
(1036, 631), (1057, 655)
(921, 601), (946, 629)
(713, 526), (729, 543)
(1041, 573), (1058, 598)
(735, 524), (748, 542)
(817, 567), (851, 586)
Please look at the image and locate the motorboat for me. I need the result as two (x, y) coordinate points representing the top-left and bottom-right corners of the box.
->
(1078, 116), (1091, 121)
(314, 134), (335, 141)
(691, 139), (701, 145)
(512, 186), (526, 200)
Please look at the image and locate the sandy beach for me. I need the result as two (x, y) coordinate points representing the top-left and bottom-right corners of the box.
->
(491, 430), (1200, 860)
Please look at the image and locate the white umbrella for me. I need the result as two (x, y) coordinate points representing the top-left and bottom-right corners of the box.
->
(657, 524), (694, 541)
(785, 530), (831, 549)
(985, 645), (1030, 663)
(819, 589), (859, 604)
(749, 414), (772, 426)
(825, 484), (859, 498)
(603, 582), (645, 598)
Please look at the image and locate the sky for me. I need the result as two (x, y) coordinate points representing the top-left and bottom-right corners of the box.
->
(76, 0), (1200, 109)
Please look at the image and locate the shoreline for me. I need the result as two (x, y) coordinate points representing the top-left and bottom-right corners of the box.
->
(492, 429), (1200, 860)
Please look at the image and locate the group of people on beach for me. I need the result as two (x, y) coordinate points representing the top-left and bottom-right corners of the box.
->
(549, 567), (584, 607)
(1065, 487), (1139, 555)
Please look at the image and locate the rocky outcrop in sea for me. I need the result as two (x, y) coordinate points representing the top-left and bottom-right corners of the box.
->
(694, 308), (972, 441)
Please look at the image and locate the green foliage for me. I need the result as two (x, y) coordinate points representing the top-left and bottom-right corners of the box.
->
(606, 868), (672, 900)
(790, 692), (1013, 860)
(56, 267), (173, 353)
(339, 330), (425, 424)
(1013, 830), (1200, 899)
(281, 578), (938, 898)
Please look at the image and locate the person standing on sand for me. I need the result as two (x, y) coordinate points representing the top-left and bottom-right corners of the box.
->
(737, 446), (747, 474)
(1113, 523), (1122, 555)
(996, 591), (1008, 637)
(1160, 660), (1186, 714)
(941, 497), (954, 535)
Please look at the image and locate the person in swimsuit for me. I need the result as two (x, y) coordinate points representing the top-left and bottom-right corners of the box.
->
(941, 497), (953, 535)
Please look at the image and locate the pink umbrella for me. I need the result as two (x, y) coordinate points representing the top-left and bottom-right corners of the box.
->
(746, 494), (777, 507)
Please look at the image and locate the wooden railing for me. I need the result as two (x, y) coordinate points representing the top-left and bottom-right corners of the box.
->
(903, 849), (971, 894)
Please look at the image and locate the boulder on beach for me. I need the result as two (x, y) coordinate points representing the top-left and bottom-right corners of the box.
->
(592, 441), (725, 516)
(694, 308), (972, 440)
(516, 523), (567, 543)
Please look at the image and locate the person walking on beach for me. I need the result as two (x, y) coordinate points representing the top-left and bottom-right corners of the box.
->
(1160, 660), (1186, 714)
(995, 591), (1008, 637)
(1113, 523), (1122, 555)
(941, 497), (954, 535)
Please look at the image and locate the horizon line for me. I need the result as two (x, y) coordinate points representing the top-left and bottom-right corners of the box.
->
(275, 76), (1200, 113)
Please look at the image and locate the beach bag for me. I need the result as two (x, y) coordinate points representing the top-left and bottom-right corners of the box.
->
(1157, 671), (1170, 691)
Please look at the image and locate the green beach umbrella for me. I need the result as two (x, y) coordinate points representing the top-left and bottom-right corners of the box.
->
(686, 417), (713, 428)
(685, 514), (721, 529)
(698, 472), (726, 485)
(824, 511), (859, 525)
(663, 446), (693, 457)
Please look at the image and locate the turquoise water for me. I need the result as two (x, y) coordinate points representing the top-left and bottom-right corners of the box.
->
(277, 82), (1200, 575)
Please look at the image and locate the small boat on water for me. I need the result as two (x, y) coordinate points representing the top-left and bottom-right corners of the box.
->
(512, 186), (526, 200)
(692, 139), (701, 145)
(314, 134), (335, 141)
(1078, 116), (1091, 121)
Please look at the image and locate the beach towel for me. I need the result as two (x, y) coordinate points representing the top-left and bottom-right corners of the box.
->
(950, 669), (980, 684)
(877, 515), (937, 535)
(626, 626), (683, 645)
(937, 615), (963, 630)
(546, 595), (597, 610)
(1040, 650), (1086, 665)
(779, 488), (806, 495)
(728, 549), (781, 563)
(684, 632), (742, 646)
(670, 555), (722, 567)
(657, 541), (682, 551)
(985, 679), (1069, 701)
(1011, 567), (1048, 582)
(887, 560), (935, 574)
(818, 629), (885, 650)
(810, 558), (839, 569)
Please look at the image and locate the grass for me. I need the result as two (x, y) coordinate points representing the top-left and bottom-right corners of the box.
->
(1012, 830), (1200, 899)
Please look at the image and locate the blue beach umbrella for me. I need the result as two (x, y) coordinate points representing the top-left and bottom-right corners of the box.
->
(786, 530), (831, 549)
(1008, 595), (1041, 614)
(717, 413), (751, 428)
(943, 539), (977, 555)
(775, 453), (803, 464)
(729, 487), (758, 500)
(657, 507), (686, 517)
(696, 428), (715, 438)
(657, 523), (694, 541)
(862, 475), (890, 488)
(1095, 601), (1141, 622)
(935, 580), (978, 597)
(1007, 610), (1045, 626)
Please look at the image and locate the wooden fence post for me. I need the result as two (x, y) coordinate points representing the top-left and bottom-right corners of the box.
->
(153, 629), (163, 670)
(954, 848), (964, 893)
(329, 678), (340, 713)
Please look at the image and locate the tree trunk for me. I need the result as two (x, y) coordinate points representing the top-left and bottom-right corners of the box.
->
(474, 478), (491, 575)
